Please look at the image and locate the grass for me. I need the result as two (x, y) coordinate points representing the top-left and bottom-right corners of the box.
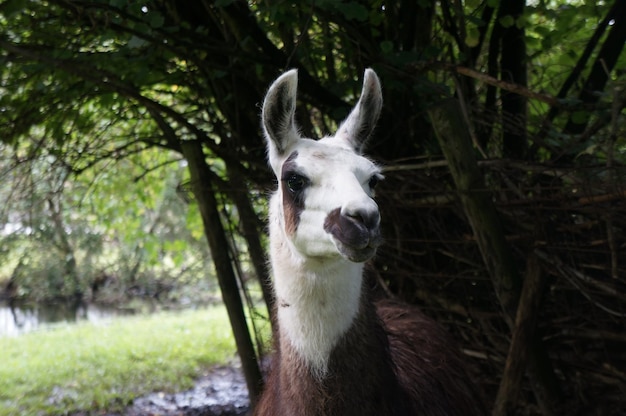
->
(0, 306), (237, 416)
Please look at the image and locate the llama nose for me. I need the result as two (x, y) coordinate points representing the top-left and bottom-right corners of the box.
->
(324, 203), (382, 251)
(346, 208), (380, 231)
(343, 196), (380, 227)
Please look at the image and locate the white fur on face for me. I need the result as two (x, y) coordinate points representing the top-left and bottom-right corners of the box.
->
(268, 136), (381, 378)
(275, 137), (381, 260)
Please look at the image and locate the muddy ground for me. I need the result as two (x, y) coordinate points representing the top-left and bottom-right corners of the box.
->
(82, 365), (251, 416)
(126, 365), (249, 416)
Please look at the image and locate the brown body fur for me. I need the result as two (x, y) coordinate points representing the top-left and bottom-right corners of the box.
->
(254, 287), (487, 416)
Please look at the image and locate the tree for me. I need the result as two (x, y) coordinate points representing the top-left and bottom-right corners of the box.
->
(0, 139), (213, 302)
(1, 0), (625, 413)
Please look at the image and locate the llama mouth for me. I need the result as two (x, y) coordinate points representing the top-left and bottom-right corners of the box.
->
(337, 243), (379, 263)
(334, 234), (383, 263)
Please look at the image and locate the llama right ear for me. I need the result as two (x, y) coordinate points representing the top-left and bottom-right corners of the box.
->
(335, 68), (382, 153)
(262, 69), (300, 169)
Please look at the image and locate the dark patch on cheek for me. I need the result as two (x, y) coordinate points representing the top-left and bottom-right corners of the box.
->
(281, 152), (303, 236)
(283, 189), (303, 236)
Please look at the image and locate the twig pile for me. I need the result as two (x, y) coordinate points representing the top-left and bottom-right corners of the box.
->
(374, 156), (626, 414)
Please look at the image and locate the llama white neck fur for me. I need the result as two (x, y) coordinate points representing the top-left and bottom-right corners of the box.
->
(269, 192), (363, 379)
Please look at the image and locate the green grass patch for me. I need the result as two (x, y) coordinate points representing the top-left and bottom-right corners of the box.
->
(0, 306), (236, 415)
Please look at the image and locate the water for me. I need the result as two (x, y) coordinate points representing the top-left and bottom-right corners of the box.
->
(0, 301), (134, 337)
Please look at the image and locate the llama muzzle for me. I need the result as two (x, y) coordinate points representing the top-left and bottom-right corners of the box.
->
(323, 207), (382, 262)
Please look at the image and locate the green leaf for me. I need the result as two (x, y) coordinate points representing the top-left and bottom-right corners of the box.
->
(465, 26), (481, 48)
(380, 41), (394, 54)
(336, 2), (368, 21)
(127, 36), (149, 49)
(499, 15), (515, 28)
(533, 26), (551, 37)
(557, 49), (577, 65)
(467, 15), (487, 27)
(1, 0), (27, 18)
(577, 143), (599, 157)
(148, 12), (165, 29)
(525, 35), (540, 48)
(417, 0), (431, 8)
(571, 110), (589, 125)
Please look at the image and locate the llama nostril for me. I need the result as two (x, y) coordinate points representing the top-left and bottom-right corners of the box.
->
(347, 209), (380, 230)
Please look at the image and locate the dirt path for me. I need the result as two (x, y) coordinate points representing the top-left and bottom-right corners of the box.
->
(108, 365), (250, 416)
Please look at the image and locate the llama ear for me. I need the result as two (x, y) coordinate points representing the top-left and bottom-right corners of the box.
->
(335, 68), (383, 153)
(262, 69), (300, 166)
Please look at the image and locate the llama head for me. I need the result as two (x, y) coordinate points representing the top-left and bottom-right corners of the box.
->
(262, 69), (383, 263)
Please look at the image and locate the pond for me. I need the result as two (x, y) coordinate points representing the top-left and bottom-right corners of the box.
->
(0, 301), (136, 337)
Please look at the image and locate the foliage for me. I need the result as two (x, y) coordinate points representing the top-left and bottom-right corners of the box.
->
(0, 306), (236, 415)
(0, 141), (215, 302)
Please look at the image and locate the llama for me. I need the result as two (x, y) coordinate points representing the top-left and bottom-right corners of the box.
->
(254, 69), (486, 416)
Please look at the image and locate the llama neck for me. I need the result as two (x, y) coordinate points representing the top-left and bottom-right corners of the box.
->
(267, 237), (407, 414)
(269, 206), (364, 378)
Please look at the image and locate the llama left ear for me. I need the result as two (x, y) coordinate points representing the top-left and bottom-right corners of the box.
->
(262, 69), (300, 171)
(335, 68), (383, 153)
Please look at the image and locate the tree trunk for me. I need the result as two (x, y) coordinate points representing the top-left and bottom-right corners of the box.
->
(181, 140), (263, 404)
(47, 197), (82, 299)
(428, 98), (561, 414)
(497, 0), (527, 159)
(226, 165), (276, 336)
(493, 254), (549, 415)
(428, 100), (521, 321)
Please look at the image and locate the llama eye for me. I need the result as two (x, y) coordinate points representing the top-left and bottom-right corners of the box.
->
(368, 175), (381, 190)
(285, 174), (308, 194)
